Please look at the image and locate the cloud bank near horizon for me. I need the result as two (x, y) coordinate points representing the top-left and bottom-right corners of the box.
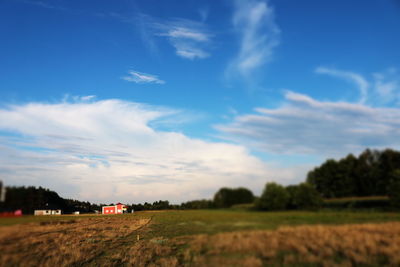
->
(0, 98), (303, 204)
(2, 87), (400, 204)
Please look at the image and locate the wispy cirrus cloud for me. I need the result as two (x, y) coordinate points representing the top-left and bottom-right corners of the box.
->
(315, 67), (369, 104)
(152, 18), (212, 60)
(217, 91), (400, 156)
(132, 14), (212, 60)
(0, 98), (303, 203)
(316, 67), (400, 105)
(62, 95), (96, 102)
(122, 70), (165, 84)
(373, 68), (400, 105)
(79, 95), (96, 101)
(226, 0), (280, 81)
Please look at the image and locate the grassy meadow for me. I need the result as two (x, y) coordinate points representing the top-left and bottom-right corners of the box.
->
(1, 209), (400, 266)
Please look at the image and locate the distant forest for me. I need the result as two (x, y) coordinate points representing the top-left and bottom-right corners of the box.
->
(0, 186), (103, 214)
(307, 148), (400, 198)
(1, 148), (400, 214)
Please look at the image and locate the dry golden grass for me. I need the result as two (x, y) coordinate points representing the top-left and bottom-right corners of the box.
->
(111, 222), (400, 266)
(186, 222), (400, 266)
(0, 216), (150, 267)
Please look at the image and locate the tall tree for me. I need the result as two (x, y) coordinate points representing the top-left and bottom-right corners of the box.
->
(213, 187), (254, 208)
(286, 183), (322, 210)
(256, 182), (289, 211)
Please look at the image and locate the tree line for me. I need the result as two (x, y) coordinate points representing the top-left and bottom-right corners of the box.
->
(186, 148), (400, 210)
(306, 148), (400, 198)
(0, 183), (325, 213)
(0, 186), (103, 214)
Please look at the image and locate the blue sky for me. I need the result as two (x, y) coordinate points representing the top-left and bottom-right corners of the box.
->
(0, 0), (400, 203)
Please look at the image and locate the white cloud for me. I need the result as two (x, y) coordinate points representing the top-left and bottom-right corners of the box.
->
(122, 70), (165, 84)
(372, 68), (400, 105)
(130, 14), (212, 59)
(151, 18), (212, 60)
(315, 67), (369, 104)
(0, 99), (303, 203)
(161, 27), (209, 42)
(79, 95), (96, 101)
(217, 91), (400, 156)
(62, 95), (96, 102)
(174, 44), (209, 60)
(316, 67), (400, 106)
(226, 0), (280, 80)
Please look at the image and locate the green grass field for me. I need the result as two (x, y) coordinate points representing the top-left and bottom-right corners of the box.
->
(136, 209), (400, 238)
(2, 209), (400, 235)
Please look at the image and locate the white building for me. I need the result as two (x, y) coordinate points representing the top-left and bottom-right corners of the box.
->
(34, 209), (62, 216)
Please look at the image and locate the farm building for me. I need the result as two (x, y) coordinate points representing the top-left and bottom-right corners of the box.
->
(102, 203), (127, 214)
(34, 209), (62, 216)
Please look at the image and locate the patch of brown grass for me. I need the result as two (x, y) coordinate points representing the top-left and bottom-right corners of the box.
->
(0, 216), (150, 267)
(188, 222), (400, 266)
(112, 222), (400, 266)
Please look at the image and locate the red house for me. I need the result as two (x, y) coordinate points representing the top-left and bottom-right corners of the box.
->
(102, 203), (127, 214)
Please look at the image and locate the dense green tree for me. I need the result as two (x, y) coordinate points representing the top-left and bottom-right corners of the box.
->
(152, 200), (171, 210)
(354, 149), (381, 196)
(213, 188), (233, 208)
(285, 185), (299, 210)
(129, 203), (144, 211)
(387, 169), (400, 208)
(233, 187), (254, 204)
(256, 182), (289, 211)
(377, 150), (400, 194)
(213, 187), (254, 208)
(180, 199), (215, 209)
(287, 183), (322, 210)
(307, 149), (400, 198)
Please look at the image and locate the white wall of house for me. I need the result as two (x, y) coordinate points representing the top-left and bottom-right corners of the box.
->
(34, 209), (62, 216)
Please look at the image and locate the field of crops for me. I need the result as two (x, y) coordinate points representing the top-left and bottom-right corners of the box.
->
(1, 210), (400, 266)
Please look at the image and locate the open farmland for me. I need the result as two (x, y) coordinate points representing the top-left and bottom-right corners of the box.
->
(1, 210), (400, 266)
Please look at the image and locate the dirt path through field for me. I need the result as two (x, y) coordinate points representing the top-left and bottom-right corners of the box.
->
(83, 215), (154, 266)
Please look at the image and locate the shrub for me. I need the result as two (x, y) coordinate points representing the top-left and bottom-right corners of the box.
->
(213, 187), (254, 208)
(256, 182), (289, 211)
(287, 183), (323, 210)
